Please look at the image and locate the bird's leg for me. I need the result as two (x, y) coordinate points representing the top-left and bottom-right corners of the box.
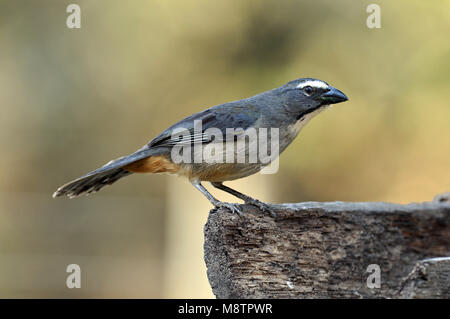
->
(210, 182), (277, 219)
(191, 181), (243, 216)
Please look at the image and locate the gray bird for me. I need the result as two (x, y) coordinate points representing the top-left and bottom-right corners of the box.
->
(53, 78), (348, 216)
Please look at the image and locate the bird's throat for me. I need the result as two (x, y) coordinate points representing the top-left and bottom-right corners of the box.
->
(290, 106), (327, 137)
(296, 104), (327, 121)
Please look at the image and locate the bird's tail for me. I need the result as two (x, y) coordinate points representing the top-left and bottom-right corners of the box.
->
(53, 148), (159, 198)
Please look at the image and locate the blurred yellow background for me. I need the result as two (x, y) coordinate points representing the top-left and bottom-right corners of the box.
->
(0, 0), (449, 298)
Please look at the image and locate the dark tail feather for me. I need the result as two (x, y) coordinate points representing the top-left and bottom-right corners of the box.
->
(53, 168), (132, 198)
(53, 148), (158, 198)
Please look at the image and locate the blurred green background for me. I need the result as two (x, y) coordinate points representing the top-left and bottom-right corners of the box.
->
(0, 0), (449, 298)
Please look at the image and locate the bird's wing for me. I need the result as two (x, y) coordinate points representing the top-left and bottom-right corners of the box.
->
(148, 103), (259, 148)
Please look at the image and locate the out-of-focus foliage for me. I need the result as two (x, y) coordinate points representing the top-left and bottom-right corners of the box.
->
(0, 0), (448, 297)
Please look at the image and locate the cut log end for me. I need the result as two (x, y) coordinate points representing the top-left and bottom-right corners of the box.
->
(399, 257), (450, 298)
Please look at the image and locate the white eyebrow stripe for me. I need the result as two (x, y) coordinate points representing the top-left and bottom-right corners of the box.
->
(296, 80), (328, 90)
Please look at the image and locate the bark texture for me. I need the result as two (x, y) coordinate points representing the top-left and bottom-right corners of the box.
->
(399, 257), (450, 298)
(203, 200), (450, 298)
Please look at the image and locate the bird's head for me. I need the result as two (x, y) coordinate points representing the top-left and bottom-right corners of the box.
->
(278, 78), (348, 119)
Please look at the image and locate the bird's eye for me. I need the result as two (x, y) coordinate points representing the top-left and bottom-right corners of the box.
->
(303, 86), (314, 95)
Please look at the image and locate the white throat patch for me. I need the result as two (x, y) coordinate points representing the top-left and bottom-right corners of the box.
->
(288, 106), (328, 137)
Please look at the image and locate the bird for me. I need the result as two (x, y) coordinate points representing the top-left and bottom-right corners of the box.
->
(53, 77), (348, 216)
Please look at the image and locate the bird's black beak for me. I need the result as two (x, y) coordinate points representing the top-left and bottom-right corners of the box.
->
(320, 87), (348, 105)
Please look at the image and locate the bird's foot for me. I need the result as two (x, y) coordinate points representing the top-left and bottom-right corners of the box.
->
(244, 198), (278, 219)
(213, 201), (244, 216)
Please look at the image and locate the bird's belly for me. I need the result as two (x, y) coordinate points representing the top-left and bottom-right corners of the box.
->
(186, 162), (263, 182)
(183, 139), (276, 181)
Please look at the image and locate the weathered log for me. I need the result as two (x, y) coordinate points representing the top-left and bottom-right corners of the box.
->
(203, 199), (450, 298)
(398, 257), (450, 298)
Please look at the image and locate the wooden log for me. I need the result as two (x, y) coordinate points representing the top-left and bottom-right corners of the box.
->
(398, 257), (450, 298)
(203, 199), (450, 298)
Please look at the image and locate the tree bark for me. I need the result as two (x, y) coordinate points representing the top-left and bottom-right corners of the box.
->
(398, 257), (450, 298)
(203, 199), (450, 298)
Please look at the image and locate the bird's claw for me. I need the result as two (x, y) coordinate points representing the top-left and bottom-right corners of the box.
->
(245, 198), (278, 219)
(212, 199), (277, 219)
(213, 201), (244, 216)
